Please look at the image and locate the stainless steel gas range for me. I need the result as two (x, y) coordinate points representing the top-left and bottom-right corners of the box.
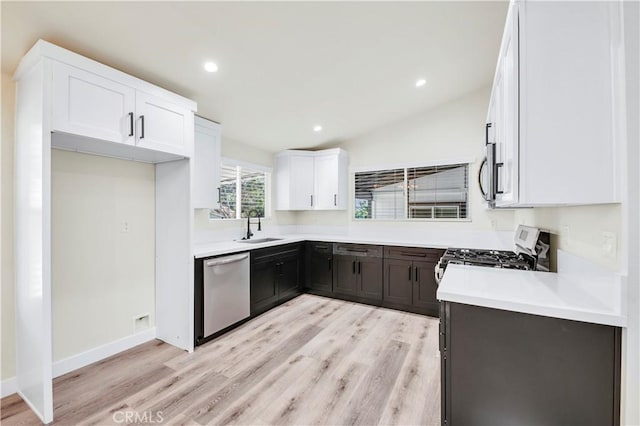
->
(435, 225), (551, 284)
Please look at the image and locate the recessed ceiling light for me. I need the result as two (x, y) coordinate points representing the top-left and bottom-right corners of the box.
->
(204, 61), (218, 73)
(415, 78), (427, 87)
(313, 125), (323, 132)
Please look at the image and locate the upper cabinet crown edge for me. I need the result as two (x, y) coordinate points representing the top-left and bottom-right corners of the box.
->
(14, 39), (197, 162)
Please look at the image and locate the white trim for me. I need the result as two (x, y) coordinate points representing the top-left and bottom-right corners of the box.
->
(52, 327), (157, 378)
(15, 40), (196, 111)
(221, 157), (272, 173)
(1, 377), (17, 398)
(352, 156), (475, 173)
(18, 390), (49, 423)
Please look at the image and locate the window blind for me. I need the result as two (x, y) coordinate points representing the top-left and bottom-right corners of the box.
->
(407, 164), (468, 219)
(240, 168), (266, 218)
(211, 164), (238, 219)
(354, 168), (405, 219)
(354, 163), (469, 220)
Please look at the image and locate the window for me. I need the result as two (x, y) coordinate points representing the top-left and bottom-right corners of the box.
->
(210, 160), (270, 220)
(354, 163), (469, 220)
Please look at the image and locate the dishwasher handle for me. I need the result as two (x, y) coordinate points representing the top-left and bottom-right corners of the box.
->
(205, 253), (249, 267)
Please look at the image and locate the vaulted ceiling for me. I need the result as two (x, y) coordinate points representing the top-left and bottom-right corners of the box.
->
(2, 1), (507, 151)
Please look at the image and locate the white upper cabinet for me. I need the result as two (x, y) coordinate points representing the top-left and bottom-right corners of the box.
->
(275, 151), (315, 210)
(486, 0), (625, 207)
(136, 91), (193, 157)
(275, 148), (348, 211)
(314, 150), (349, 210)
(192, 116), (222, 209)
(48, 43), (196, 161)
(53, 61), (136, 145)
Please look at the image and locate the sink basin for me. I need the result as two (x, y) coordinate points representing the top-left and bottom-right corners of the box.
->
(238, 237), (283, 244)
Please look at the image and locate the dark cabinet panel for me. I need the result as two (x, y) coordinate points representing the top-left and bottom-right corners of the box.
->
(383, 247), (444, 316)
(250, 243), (303, 316)
(441, 302), (621, 426)
(357, 257), (383, 300)
(278, 253), (301, 299)
(412, 260), (439, 315)
(383, 259), (413, 305)
(250, 256), (279, 313)
(305, 242), (333, 292)
(333, 255), (357, 296)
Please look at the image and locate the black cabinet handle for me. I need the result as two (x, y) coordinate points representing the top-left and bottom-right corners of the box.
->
(485, 122), (492, 145)
(495, 162), (504, 194)
(415, 266), (419, 282)
(310, 195), (313, 207)
(140, 115), (145, 139)
(128, 112), (134, 137)
(334, 194), (337, 206)
(352, 260), (356, 274)
(358, 261), (361, 275)
(400, 252), (426, 257)
(217, 187), (221, 204)
(408, 266), (412, 281)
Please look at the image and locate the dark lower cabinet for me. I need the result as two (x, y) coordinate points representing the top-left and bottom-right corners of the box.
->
(383, 246), (444, 316)
(383, 258), (413, 305)
(412, 259), (440, 315)
(440, 301), (621, 426)
(250, 243), (303, 316)
(250, 254), (279, 313)
(356, 257), (383, 299)
(333, 254), (358, 296)
(332, 244), (383, 301)
(305, 242), (333, 293)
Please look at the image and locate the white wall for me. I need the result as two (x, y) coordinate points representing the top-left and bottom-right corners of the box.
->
(51, 150), (156, 361)
(193, 136), (298, 242)
(294, 87), (516, 232)
(1, 71), (156, 381)
(1, 72), (16, 381)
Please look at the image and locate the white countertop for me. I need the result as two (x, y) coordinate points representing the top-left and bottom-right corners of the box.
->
(193, 231), (511, 259)
(437, 251), (626, 327)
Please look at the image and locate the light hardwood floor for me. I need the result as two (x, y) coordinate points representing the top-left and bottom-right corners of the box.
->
(1, 294), (441, 426)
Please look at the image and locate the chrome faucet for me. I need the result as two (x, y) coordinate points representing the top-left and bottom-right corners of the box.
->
(244, 209), (261, 240)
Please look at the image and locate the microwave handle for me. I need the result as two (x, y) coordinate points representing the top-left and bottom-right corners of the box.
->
(478, 158), (488, 199)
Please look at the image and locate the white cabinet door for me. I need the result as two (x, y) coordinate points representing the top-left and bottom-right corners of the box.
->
(495, 4), (519, 207)
(52, 61), (135, 145)
(136, 91), (193, 157)
(192, 116), (221, 209)
(290, 155), (315, 210)
(314, 154), (339, 209)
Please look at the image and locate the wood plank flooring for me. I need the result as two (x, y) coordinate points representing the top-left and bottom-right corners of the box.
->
(1, 294), (441, 426)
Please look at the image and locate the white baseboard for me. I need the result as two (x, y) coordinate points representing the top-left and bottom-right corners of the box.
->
(52, 327), (157, 378)
(1, 377), (17, 398)
(1, 328), (157, 399)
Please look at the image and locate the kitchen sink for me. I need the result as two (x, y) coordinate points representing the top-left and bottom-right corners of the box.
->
(238, 237), (283, 244)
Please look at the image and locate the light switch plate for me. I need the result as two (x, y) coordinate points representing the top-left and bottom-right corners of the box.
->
(602, 232), (617, 258)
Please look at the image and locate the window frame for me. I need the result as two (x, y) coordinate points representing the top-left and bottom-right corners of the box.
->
(352, 158), (473, 222)
(209, 157), (272, 221)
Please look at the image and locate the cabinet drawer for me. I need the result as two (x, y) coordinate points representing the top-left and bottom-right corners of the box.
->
(307, 241), (333, 254)
(251, 243), (302, 263)
(333, 243), (383, 258)
(384, 246), (444, 261)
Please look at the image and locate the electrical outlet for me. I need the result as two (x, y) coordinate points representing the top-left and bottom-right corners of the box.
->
(490, 218), (497, 229)
(133, 314), (150, 332)
(120, 221), (129, 233)
(602, 232), (617, 259)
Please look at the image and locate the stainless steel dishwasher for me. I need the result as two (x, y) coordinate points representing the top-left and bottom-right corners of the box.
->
(203, 252), (250, 339)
